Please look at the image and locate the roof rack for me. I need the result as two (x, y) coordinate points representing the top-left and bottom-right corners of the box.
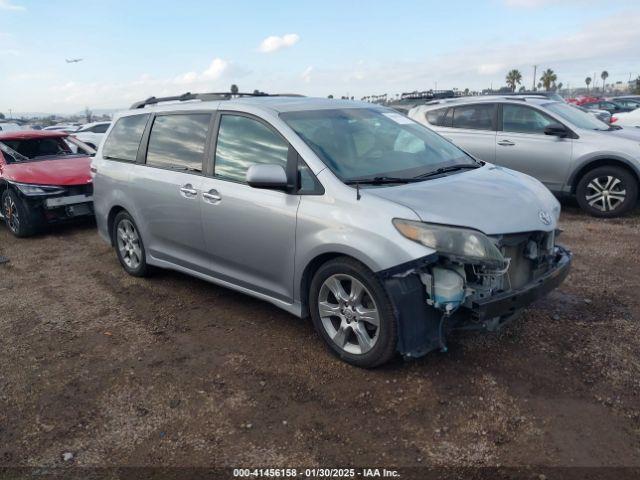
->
(130, 91), (305, 109)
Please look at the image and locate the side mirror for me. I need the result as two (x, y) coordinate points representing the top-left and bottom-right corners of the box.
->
(544, 123), (569, 138)
(246, 164), (288, 189)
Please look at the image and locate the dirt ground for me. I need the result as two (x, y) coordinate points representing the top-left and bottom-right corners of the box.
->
(1, 204), (639, 472)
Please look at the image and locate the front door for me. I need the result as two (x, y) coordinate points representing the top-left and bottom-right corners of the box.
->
(495, 103), (572, 192)
(200, 113), (299, 303)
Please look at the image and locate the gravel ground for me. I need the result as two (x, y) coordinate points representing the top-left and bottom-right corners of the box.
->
(0, 204), (639, 471)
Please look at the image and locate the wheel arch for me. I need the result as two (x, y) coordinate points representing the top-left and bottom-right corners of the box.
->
(569, 157), (640, 194)
(298, 251), (378, 319)
(107, 205), (127, 246)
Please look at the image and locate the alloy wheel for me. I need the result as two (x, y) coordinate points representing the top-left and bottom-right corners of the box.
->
(116, 219), (142, 270)
(3, 195), (20, 234)
(318, 274), (380, 355)
(585, 175), (626, 212)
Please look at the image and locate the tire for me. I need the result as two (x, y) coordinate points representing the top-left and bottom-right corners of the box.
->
(1, 189), (40, 237)
(112, 211), (149, 277)
(309, 256), (397, 368)
(576, 166), (638, 218)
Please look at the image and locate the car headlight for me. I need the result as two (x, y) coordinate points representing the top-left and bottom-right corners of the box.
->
(14, 182), (67, 196)
(393, 219), (506, 266)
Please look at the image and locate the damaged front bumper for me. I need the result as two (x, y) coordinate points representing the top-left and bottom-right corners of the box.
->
(379, 244), (572, 359)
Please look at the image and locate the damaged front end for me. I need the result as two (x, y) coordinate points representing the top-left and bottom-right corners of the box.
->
(379, 220), (572, 359)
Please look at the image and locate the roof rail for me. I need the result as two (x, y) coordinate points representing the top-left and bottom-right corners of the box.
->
(130, 91), (305, 109)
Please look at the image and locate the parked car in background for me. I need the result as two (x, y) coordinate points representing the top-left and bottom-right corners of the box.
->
(575, 104), (611, 124)
(565, 96), (600, 106)
(0, 130), (95, 237)
(582, 100), (635, 114)
(93, 93), (571, 367)
(43, 124), (79, 133)
(409, 96), (640, 217)
(73, 121), (111, 150)
(611, 108), (640, 129)
(610, 97), (640, 110)
(0, 122), (22, 132)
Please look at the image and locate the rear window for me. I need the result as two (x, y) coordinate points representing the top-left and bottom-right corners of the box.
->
(145, 114), (211, 171)
(451, 104), (494, 130)
(102, 114), (149, 162)
(425, 108), (450, 126)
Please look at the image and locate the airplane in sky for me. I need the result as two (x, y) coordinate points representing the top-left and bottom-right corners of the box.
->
(65, 58), (83, 63)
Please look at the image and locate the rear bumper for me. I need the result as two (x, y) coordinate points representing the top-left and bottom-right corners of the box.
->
(471, 245), (572, 321)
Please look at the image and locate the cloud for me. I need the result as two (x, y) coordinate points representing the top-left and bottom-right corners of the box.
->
(202, 58), (228, 79)
(258, 34), (300, 53)
(0, 0), (25, 11)
(0, 49), (19, 56)
(41, 57), (249, 111)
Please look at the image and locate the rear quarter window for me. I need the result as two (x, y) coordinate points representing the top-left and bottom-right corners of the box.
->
(425, 108), (450, 127)
(102, 114), (149, 162)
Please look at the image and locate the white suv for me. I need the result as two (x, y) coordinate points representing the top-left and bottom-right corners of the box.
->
(409, 96), (640, 217)
(73, 121), (111, 150)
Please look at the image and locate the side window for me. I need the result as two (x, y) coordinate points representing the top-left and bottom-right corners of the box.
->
(425, 108), (449, 127)
(93, 123), (110, 134)
(146, 114), (211, 171)
(502, 104), (555, 134)
(214, 115), (289, 183)
(452, 104), (494, 130)
(102, 114), (149, 162)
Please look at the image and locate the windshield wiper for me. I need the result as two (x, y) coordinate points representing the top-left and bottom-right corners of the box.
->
(344, 176), (423, 185)
(414, 164), (480, 179)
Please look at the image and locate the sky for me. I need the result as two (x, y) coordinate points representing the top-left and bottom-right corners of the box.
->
(1, 0), (639, 114)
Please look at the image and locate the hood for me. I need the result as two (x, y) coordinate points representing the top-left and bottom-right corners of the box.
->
(368, 165), (560, 235)
(604, 127), (640, 141)
(2, 156), (92, 186)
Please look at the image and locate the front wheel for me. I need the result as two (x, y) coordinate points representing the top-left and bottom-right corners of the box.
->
(576, 166), (638, 217)
(309, 257), (397, 368)
(1, 189), (40, 237)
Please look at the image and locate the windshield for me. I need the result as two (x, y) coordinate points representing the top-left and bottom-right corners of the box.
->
(544, 102), (610, 130)
(0, 137), (94, 163)
(281, 108), (476, 182)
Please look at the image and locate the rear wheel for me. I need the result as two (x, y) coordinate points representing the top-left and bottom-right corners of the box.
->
(113, 211), (148, 277)
(1, 189), (40, 237)
(576, 166), (638, 217)
(309, 257), (397, 368)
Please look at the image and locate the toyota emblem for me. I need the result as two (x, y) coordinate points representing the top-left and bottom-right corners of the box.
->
(538, 210), (552, 226)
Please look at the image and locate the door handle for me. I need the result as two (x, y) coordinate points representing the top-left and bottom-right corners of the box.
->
(203, 189), (222, 203)
(498, 140), (515, 146)
(179, 184), (198, 197)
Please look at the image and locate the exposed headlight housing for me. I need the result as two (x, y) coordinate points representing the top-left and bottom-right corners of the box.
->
(13, 182), (67, 196)
(393, 219), (506, 267)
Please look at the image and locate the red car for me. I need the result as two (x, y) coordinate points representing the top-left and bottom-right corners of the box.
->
(0, 130), (95, 237)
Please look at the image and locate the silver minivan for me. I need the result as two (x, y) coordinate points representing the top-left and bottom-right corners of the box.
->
(92, 93), (571, 367)
(409, 96), (640, 217)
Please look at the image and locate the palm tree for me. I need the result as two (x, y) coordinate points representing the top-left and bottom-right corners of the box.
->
(600, 71), (609, 94)
(585, 76), (592, 92)
(557, 82), (563, 91)
(505, 69), (523, 92)
(539, 68), (557, 91)
(230, 84), (239, 95)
